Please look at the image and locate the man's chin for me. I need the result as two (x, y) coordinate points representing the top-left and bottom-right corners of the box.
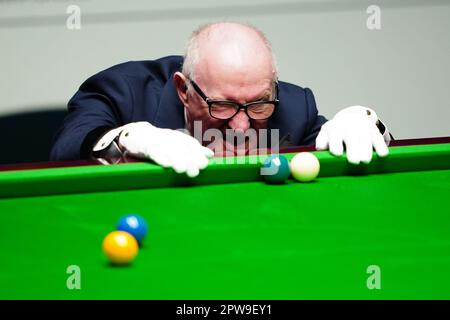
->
(210, 139), (267, 157)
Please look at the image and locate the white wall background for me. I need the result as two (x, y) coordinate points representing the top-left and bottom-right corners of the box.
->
(1, 0), (449, 139)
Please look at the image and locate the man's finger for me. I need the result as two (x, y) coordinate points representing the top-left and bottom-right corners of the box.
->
(315, 126), (329, 151)
(328, 128), (344, 157)
(202, 146), (215, 158)
(344, 135), (361, 165)
(359, 132), (374, 164)
(372, 129), (389, 157)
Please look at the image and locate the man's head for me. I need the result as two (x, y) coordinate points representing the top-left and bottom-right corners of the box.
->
(174, 22), (278, 154)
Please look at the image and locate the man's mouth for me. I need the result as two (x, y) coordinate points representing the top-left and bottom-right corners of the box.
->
(199, 127), (263, 156)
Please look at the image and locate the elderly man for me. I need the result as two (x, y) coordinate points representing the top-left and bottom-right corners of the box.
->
(51, 22), (390, 177)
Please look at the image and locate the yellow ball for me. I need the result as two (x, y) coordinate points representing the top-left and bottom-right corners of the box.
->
(290, 152), (320, 182)
(102, 231), (139, 265)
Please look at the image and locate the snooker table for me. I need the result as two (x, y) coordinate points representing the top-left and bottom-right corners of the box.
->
(0, 138), (449, 300)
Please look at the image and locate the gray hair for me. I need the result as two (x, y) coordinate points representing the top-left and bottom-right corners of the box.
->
(182, 22), (278, 85)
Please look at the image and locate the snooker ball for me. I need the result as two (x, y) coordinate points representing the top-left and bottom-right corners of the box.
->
(117, 214), (148, 243)
(261, 155), (291, 184)
(102, 231), (139, 265)
(290, 152), (320, 182)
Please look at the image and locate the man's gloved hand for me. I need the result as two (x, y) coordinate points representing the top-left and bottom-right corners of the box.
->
(315, 106), (389, 164)
(93, 122), (214, 177)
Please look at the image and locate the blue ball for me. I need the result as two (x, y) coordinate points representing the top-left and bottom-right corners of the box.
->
(117, 214), (148, 243)
(261, 155), (291, 184)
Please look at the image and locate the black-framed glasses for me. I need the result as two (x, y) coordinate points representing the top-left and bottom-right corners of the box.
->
(188, 78), (279, 120)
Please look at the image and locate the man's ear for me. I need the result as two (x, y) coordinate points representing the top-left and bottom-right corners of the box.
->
(173, 72), (189, 107)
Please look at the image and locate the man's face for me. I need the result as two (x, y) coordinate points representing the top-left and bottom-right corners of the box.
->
(180, 61), (276, 155)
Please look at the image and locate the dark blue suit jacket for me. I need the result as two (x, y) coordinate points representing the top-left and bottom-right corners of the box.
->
(50, 55), (327, 160)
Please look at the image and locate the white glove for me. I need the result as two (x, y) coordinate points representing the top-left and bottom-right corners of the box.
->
(315, 106), (389, 164)
(93, 122), (214, 177)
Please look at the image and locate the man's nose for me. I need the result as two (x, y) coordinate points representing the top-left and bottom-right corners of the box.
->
(228, 109), (250, 132)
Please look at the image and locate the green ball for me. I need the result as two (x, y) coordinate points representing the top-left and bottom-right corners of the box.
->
(261, 155), (291, 184)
